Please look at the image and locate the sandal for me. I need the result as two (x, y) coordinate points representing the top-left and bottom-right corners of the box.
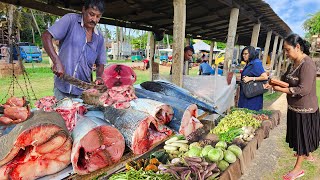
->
(283, 170), (305, 180)
(293, 153), (315, 162)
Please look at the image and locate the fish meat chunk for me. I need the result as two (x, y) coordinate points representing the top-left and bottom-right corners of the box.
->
(130, 98), (173, 125)
(103, 106), (172, 155)
(102, 64), (137, 89)
(135, 88), (203, 137)
(0, 111), (71, 180)
(71, 116), (125, 175)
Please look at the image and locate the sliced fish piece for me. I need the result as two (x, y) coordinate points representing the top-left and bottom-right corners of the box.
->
(71, 116), (125, 175)
(103, 106), (172, 155)
(135, 88), (203, 137)
(0, 111), (72, 180)
(130, 98), (174, 125)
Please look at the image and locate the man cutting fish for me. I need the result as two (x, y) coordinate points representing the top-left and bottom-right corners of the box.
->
(42, 0), (106, 100)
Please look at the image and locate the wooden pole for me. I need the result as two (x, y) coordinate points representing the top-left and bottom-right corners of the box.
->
(146, 32), (151, 59)
(209, 41), (214, 65)
(270, 35), (279, 73)
(250, 23), (261, 48)
(262, 31), (272, 68)
(276, 38), (284, 76)
(172, 0), (186, 86)
(223, 8), (239, 75)
(149, 32), (156, 80)
(185, 38), (190, 75)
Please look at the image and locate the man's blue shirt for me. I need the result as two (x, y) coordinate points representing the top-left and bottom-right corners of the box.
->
(48, 13), (106, 95)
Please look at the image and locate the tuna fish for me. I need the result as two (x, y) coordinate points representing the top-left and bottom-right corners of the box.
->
(0, 111), (72, 180)
(71, 115), (125, 175)
(135, 88), (203, 137)
(140, 81), (219, 114)
(102, 64), (137, 89)
(103, 106), (173, 155)
(130, 98), (173, 125)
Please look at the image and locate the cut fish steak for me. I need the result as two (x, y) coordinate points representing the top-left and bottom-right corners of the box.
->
(71, 116), (125, 175)
(130, 98), (173, 125)
(103, 106), (173, 154)
(135, 88), (203, 137)
(102, 64), (137, 89)
(0, 111), (72, 180)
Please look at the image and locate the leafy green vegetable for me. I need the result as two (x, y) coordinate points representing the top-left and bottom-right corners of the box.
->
(109, 169), (174, 180)
(211, 110), (261, 134)
(218, 128), (243, 143)
(231, 108), (272, 115)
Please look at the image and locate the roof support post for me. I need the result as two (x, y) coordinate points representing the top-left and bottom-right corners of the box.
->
(250, 23), (261, 48)
(262, 30), (272, 68)
(270, 35), (279, 73)
(209, 41), (214, 65)
(223, 8), (239, 75)
(172, 0), (186, 86)
(148, 32), (157, 80)
(276, 38), (284, 77)
(185, 38), (191, 75)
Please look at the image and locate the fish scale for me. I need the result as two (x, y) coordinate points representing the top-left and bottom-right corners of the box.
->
(103, 106), (146, 147)
(140, 81), (220, 114)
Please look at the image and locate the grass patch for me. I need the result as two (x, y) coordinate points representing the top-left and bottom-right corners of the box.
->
(263, 133), (320, 180)
(263, 91), (282, 102)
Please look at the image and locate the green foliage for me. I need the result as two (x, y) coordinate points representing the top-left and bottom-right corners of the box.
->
(217, 42), (226, 49)
(303, 11), (320, 37)
(131, 32), (148, 50)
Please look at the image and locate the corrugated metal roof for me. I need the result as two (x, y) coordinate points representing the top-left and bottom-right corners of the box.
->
(1, 0), (292, 47)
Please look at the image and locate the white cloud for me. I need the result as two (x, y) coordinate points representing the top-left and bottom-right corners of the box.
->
(264, 0), (320, 37)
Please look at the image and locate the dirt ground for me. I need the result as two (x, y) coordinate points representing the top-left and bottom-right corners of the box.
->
(240, 94), (320, 180)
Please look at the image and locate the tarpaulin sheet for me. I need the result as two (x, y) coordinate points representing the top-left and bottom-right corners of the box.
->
(156, 75), (237, 115)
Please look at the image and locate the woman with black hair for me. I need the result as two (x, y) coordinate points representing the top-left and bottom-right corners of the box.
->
(272, 34), (320, 180)
(238, 46), (269, 111)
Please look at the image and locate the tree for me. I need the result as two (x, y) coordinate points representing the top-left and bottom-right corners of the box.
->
(303, 11), (320, 38)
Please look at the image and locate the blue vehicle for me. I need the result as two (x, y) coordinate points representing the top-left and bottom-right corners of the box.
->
(13, 42), (43, 63)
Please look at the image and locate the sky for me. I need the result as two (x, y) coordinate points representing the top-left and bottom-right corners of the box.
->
(103, 0), (320, 39)
(263, 0), (320, 37)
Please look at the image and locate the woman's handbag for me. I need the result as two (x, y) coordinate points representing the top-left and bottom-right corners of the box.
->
(241, 80), (268, 98)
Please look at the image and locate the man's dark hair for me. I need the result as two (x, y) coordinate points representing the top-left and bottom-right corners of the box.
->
(241, 46), (258, 62)
(84, 0), (105, 14)
(184, 46), (194, 54)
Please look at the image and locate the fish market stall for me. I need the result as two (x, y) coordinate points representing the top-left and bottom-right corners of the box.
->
(105, 108), (281, 180)
(0, 64), (280, 180)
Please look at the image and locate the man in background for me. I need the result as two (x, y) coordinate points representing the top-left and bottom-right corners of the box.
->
(170, 46), (194, 75)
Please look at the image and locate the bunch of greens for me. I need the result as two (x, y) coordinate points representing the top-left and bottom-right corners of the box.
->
(109, 169), (174, 180)
(211, 110), (261, 134)
(231, 108), (272, 116)
(218, 128), (243, 143)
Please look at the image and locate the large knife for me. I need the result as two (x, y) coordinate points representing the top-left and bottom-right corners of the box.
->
(60, 74), (108, 93)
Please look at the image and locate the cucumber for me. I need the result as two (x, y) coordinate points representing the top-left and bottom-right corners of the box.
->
(164, 145), (178, 151)
(170, 142), (189, 150)
(165, 137), (179, 144)
(175, 140), (189, 144)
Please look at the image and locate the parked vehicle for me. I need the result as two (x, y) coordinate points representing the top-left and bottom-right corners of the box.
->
(131, 50), (145, 62)
(13, 42), (42, 63)
(158, 49), (172, 62)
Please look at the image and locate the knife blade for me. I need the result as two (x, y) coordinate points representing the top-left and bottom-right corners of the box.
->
(60, 74), (108, 93)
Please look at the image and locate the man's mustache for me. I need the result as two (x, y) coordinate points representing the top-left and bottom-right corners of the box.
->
(89, 21), (97, 25)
